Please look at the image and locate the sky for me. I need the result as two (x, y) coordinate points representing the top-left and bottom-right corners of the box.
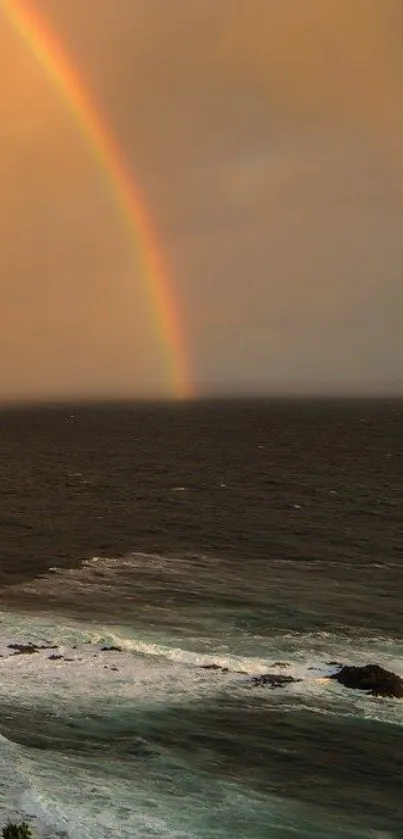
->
(1, 0), (403, 400)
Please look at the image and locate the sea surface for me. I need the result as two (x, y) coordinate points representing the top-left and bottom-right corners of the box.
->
(0, 398), (402, 838)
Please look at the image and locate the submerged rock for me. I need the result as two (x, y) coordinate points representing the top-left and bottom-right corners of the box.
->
(8, 643), (58, 655)
(200, 664), (229, 672)
(249, 673), (299, 688)
(330, 664), (403, 698)
(101, 646), (122, 652)
(48, 654), (64, 660)
(8, 644), (38, 655)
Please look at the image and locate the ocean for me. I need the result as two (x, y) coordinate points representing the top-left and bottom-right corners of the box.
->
(0, 398), (402, 838)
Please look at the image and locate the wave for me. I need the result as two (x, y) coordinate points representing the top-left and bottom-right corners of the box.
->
(0, 606), (399, 837)
(0, 610), (400, 727)
(16, 748), (387, 839)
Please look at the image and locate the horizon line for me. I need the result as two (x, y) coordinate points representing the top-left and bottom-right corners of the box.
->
(1, 391), (403, 410)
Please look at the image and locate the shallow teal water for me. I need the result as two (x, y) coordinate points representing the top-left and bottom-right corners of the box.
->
(0, 557), (401, 838)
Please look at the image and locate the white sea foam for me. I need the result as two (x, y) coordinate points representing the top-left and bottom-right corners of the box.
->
(17, 751), (377, 839)
(0, 605), (399, 837)
(1, 553), (402, 837)
(0, 610), (400, 722)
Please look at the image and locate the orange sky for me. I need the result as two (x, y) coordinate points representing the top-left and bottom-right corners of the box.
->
(1, 0), (403, 399)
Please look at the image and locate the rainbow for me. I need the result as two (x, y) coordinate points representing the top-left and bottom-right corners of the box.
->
(3, 0), (193, 399)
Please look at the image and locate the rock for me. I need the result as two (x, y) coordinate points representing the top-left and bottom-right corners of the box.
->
(48, 654), (64, 660)
(326, 661), (342, 667)
(100, 646), (122, 652)
(249, 673), (299, 688)
(200, 664), (229, 672)
(8, 644), (38, 655)
(330, 664), (403, 698)
(7, 642), (58, 655)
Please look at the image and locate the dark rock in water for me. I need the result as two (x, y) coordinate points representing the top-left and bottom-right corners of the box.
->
(48, 654), (64, 660)
(326, 661), (342, 667)
(8, 644), (38, 655)
(200, 664), (229, 672)
(249, 673), (299, 688)
(101, 646), (122, 652)
(269, 661), (290, 668)
(8, 642), (58, 654)
(110, 666), (119, 671)
(330, 664), (403, 698)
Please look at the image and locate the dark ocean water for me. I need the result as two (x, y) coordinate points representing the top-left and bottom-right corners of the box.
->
(0, 399), (402, 838)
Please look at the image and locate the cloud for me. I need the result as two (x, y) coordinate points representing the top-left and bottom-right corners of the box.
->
(217, 1), (402, 127)
(1, 0), (403, 397)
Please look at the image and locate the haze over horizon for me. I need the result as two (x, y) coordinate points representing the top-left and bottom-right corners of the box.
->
(1, 0), (403, 401)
